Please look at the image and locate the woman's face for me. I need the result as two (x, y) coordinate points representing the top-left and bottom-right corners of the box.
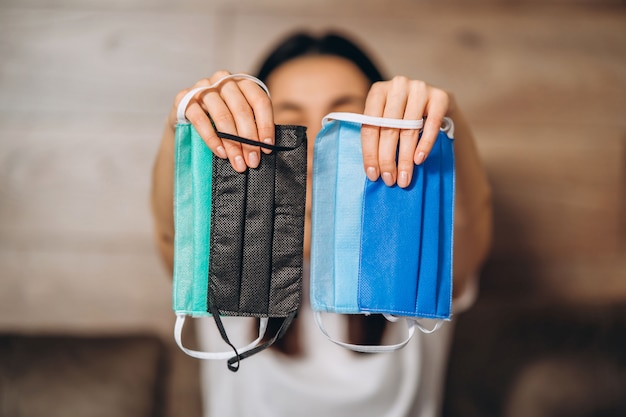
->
(266, 55), (371, 257)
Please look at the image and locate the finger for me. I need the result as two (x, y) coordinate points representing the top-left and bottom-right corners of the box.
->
(204, 71), (250, 171)
(192, 77), (214, 88)
(361, 124), (381, 181)
(415, 89), (449, 165)
(202, 90), (248, 172)
(208, 70), (232, 86)
(238, 78), (275, 156)
(397, 82), (428, 188)
(361, 82), (387, 181)
(218, 78), (262, 169)
(397, 129), (419, 188)
(378, 77), (410, 186)
(185, 100), (227, 160)
(170, 80), (212, 127)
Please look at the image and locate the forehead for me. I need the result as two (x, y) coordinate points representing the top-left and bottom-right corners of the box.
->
(266, 55), (370, 105)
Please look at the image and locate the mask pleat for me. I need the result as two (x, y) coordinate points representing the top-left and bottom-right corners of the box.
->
(208, 156), (247, 315)
(269, 127), (307, 316)
(310, 122), (340, 311)
(415, 133), (442, 316)
(437, 132), (455, 317)
(238, 153), (275, 315)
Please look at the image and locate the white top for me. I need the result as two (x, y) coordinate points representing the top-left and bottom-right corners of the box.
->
(195, 268), (477, 417)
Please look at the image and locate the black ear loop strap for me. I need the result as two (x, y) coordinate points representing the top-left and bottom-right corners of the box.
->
(209, 126), (304, 372)
(226, 312), (297, 371)
(210, 305), (298, 372)
(208, 304), (242, 372)
(215, 129), (304, 152)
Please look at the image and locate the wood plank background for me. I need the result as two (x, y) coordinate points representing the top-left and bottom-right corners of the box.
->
(0, 1), (624, 337)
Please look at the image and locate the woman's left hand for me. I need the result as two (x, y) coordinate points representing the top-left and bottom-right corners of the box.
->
(361, 76), (451, 188)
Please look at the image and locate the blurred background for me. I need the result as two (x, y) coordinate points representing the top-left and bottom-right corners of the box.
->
(0, 0), (624, 416)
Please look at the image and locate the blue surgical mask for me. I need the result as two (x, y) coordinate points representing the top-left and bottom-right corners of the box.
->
(310, 112), (455, 352)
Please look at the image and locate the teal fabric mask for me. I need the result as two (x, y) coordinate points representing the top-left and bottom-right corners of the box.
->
(172, 74), (307, 371)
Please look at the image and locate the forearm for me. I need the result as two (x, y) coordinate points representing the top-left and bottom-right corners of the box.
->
(447, 97), (493, 298)
(151, 119), (176, 274)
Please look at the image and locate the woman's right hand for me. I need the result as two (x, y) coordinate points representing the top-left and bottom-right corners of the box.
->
(168, 71), (275, 172)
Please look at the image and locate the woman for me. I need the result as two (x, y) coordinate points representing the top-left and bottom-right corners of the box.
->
(152, 32), (492, 416)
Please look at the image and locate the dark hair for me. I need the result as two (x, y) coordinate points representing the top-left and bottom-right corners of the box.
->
(255, 31), (386, 85)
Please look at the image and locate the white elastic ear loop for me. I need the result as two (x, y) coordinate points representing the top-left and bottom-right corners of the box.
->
(176, 74), (271, 124)
(383, 314), (444, 334)
(322, 112), (455, 139)
(440, 117), (455, 139)
(174, 314), (269, 360)
(322, 112), (423, 129)
(313, 311), (415, 353)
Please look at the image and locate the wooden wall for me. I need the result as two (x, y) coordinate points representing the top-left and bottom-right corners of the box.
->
(0, 1), (624, 338)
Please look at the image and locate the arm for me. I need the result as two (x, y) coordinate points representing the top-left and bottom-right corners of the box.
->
(447, 95), (493, 299)
(151, 118), (176, 273)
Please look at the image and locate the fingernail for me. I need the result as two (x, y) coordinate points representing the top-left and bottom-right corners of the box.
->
(261, 138), (273, 154)
(382, 172), (394, 186)
(216, 146), (227, 159)
(398, 171), (409, 188)
(366, 167), (378, 181)
(234, 155), (246, 172)
(248, 152), (259, 168)
(416, 152), (426, 165)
